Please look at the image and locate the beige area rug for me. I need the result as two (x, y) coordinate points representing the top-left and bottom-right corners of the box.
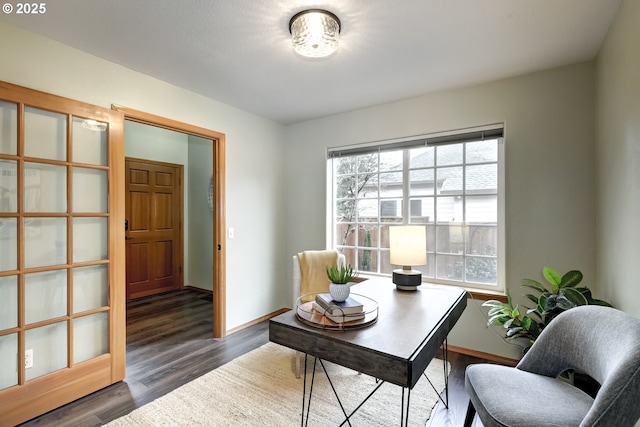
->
(105, 342), (448, 426)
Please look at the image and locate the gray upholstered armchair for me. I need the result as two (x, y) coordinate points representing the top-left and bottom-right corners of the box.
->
(464, 305), (640, 427)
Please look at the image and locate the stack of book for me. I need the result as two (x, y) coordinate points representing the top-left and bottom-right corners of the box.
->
(312, 293), (365, 323)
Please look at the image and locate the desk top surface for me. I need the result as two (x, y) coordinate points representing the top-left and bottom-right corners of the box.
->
(270, 279), (467, 370)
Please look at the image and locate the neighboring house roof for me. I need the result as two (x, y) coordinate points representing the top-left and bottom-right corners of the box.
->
(379, 142), (498, 194)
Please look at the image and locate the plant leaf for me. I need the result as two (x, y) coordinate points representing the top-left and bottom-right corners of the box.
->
(559, 270), (583, 288)
(543, 267), (561, 292)
(554, 295), (577, 310)
(511, 306), (520, 318)
(521, 279), (546, 293)
(561, 287), (588, 306)
(488, 313), (508, 326)
(524, 294), (539, 305)
(482, 300), (508, 309)
(588, 298), (613, 307)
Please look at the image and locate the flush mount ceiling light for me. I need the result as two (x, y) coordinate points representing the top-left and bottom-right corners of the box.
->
(289, 9), (341, 58)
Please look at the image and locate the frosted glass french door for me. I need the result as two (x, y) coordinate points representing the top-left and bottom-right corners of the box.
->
(0, 82), (125, 426)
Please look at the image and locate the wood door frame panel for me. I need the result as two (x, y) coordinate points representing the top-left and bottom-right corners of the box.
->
(112, 105), (226, 338)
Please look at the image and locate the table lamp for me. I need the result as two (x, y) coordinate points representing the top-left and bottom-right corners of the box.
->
(389, 225), (427, 291)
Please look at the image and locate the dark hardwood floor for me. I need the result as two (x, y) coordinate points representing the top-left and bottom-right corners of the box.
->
(18, 290), (489, 427)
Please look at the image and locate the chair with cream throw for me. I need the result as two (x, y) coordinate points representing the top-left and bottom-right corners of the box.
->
(464, 305), (640, 427)
(292, 250), (345, 378)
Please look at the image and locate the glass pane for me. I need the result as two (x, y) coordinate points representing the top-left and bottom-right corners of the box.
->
(339, 247), (356, 269)
(0, 160), (17, 212)
(25, 321), (68, 381)
(0, 334), (17, 390)
(0, 276), (18, 330)
(409, 197), (434, 223)
(466, 225), (498, 256)
(357, 199), (378, 222)
(380, 199), (400, 220)
(436, 224), (464, 255)
(336, 175), (356, 198)
(466, 139), (498, 164)
(24, 162), (67, 213)
(437, 166), (463, 195)
(357, 225), (378, 248)
(436, 144), (463, 166)
(414, 253), (435, 278)
(436, 254), (463, 281)
(24, 107), (67, 161)
(72, 168), (107, 213)
(379, 151), (402, 171)
(358, 173), (378, 198)
(0, 218), (17, 271)
(358, 248), (378, 272)
(465, 256), (497, 284)
(379, 250), (392, 274)
(74, 312), (108, 364)
(426, 224), (435, 255)
(379, 172), (402, 197)
(356, 153), (378, 173)
(409, 146), (434, 168)
(72, 117), (108, 165)
(409, 169), (434, 196)
(0, 101), (17, 155)
(24, 218), (67, 268)
(466, 164), (497, 193)
(73, 265), (108, 313)
(466, 195), (497, 222)
(436, 196), (462, 222)
(336, 222), (356, 246)
(73, 217), (107, 262)
(336, 200), (356, 223)
(25, 270), (67, 324)
(334, 156), (357, 175)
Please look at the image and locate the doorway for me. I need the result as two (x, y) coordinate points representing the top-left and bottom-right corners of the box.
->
(114, 105), (226, 338)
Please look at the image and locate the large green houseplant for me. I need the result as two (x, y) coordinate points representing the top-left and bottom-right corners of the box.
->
(483, 267), (612, 354)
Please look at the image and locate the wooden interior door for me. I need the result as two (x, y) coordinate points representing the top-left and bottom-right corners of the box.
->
(125, 158), (183, 300)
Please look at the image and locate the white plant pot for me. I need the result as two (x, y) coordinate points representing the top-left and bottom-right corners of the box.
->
(329, 282), (350, 302)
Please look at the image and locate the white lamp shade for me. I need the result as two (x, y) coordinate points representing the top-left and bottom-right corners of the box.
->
(389, 225), (427, 266)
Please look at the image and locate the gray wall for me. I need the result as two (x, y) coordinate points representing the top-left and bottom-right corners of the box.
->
(596, 0), (640, 317)
(187, 135), (214, 291)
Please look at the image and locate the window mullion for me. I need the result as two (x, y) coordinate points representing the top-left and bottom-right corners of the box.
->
(402, 149), (410, 223)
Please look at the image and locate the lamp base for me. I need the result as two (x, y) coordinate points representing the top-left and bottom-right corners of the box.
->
(392, 269), (422, 291)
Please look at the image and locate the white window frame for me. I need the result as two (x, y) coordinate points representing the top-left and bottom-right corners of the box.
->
(326, 125), (505, 293)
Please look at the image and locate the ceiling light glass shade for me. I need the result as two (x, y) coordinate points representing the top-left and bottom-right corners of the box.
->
(289, 9), (341, 58)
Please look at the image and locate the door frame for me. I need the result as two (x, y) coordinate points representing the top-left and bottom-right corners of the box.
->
(113, 105), (226, 338)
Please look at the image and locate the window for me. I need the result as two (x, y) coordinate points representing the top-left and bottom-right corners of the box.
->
(328, 126), (504, 291)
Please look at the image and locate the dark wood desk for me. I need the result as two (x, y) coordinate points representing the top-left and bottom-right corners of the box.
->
(269, 278), (467, 424)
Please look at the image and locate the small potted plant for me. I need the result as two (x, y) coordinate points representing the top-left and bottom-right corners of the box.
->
(326, 264), (358, 302)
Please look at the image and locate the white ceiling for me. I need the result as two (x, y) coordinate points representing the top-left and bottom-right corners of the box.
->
(0, 0), (621, 125)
